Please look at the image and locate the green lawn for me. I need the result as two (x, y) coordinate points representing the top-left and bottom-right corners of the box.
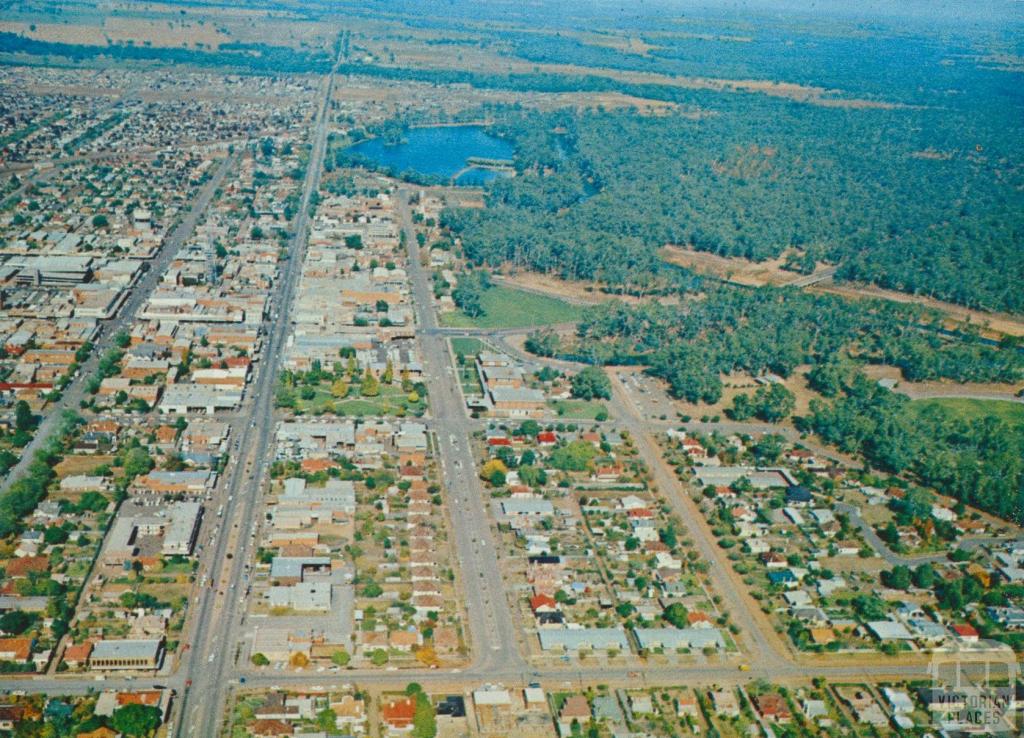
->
(292, 384), (426, 417)
(450, 337), (489, 357)
(440, 285), (584, 329)
(549, 399), (609, 419)
(906, 397), (1024, 427)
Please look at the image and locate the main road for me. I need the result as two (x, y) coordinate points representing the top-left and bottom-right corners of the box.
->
(0, 151), (237, 492)
(397, 188), (526, 675)
(172, 68), (336, 738)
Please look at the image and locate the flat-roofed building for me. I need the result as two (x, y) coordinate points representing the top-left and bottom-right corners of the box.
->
(89, 639), (165, 671)
(162, 502), (202, 556)
(9, 255), (94, 287)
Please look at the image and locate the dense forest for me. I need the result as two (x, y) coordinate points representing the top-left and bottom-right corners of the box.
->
(437, 101), (1023, 312)
(804, 374), (1024, 523)
(537, 285), (1024, 403)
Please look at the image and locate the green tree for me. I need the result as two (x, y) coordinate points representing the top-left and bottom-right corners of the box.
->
(330, 649), (351, 667)
(316, 708), (337, 731)
(881, 565), (912, 590)
(913, 563), (936, 589)
(547, 440), (598, 472)
(662, 602), (689, 628)
(360, 369), (380, 397)
(14, 400), (34, 432)
(110, 703), (162, 737)
(0, 610), (36, 635)
(251, 652), (270, 666)
(752, 383), (796, 423)
(412, 691), (437, 738)
(570, 367), (612, 401)
(122, 448), (154, 480)
(727, 393), (754, 421)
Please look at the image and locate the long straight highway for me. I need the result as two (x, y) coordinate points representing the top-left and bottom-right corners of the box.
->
(172, 68), (336, 738)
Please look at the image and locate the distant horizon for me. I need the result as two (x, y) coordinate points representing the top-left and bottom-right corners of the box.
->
(370, 0), (1024, 25)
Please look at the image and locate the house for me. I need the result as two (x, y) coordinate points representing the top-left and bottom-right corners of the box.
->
(842, 689), (887, 726)
(436, 695), (466, 720)
(866, 620), (914, 642)
(381, 697), (417, 731)
(761, 551), (786, 569)
(755, 693), (792, 724)
(558, 695), (591, 734)
(76, 728), (120, 738)
(628, 692), (654, 715)
(249, 719), (294, 737)
(802, 699), (828, 721)
(952, 623), (980, 643)
(538, 628), (630, 653)
(767, 570), (797, 587)
(63, 641), (93, 669)
(0, 704), (34, 731)
(592, 694), (623, 722)
(709, 689), (740, 718)
(633, 627), (725, 651)
(0, 638), (32, 662)
(882, 688), (914, 715)
(530, 593), (559, 614)
(918, 688), (966, 713)
(675, 693), (699, 718)
(473, 687), (513, 730)
(785, 485), (812, 505)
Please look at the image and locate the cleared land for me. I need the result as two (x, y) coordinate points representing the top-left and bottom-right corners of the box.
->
(439, 285), (584, 329)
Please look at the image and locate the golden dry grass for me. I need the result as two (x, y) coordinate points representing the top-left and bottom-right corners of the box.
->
(661, 245), (797, 287)
(53, 454), (115, 479)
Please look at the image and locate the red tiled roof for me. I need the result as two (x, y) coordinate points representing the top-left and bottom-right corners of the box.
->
(381, 697), (416, 727)
(5, 556), (49, 577)
(530, 594), (558, 612)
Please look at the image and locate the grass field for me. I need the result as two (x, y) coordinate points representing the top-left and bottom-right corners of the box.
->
(549, 399), (609, 419)
(440, 285), (584, 329)
(906, 397), (1024, 427)
(450, 337), (489, 357)
(292, 384), (426, 418)
(53, 454), (115, 479)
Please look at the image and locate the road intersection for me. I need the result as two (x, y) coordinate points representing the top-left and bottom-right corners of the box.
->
(4, 71), (1014, 736)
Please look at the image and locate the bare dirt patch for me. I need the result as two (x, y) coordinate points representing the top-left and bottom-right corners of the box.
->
(576, 33), (661, 57)
(860, 365), (1021, 399)
(910, 149), (955, 160)
(661, 245), (796, 287)
(493, 272), (632, 306)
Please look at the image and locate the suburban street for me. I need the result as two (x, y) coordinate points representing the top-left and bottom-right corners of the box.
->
(0, 151), (237, 493)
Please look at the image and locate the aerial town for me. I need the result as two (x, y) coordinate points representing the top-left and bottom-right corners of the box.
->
(0, 1), (1022, 737)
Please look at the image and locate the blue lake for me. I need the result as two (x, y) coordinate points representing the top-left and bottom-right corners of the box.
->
(348, 125), (514, 185)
